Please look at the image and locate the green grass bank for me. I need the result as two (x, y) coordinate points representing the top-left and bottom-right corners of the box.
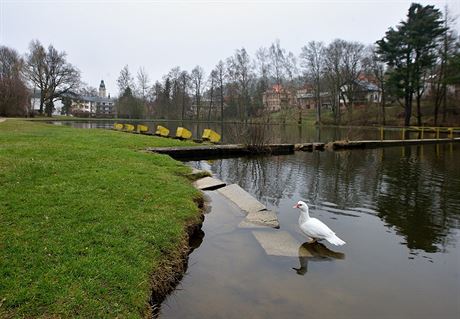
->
(0, 120), (202, 318)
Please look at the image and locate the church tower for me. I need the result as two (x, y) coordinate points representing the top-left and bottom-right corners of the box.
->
(99, 80), (107, 98)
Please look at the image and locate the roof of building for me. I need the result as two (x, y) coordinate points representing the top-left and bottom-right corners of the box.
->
(75, 95), (113, 103)
(356, 80), (379, 92)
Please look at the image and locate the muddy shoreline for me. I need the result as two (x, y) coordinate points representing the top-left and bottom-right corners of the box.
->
(147, 196), (206, 318)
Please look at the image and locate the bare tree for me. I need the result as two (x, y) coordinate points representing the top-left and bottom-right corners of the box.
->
(284, 51), (300, 123)
(179, 70), (190, 121)
(267, 40), (296, 122)
(206, 70), (218, 121)
(150, 80), (164, 117)
(117, 65), (134, 95)
(254, 47), (270, 111)
(23, 40), (46, 114)
(363, 46), (387, 125)
(0, 46), (29, 116)
(167, 66), (182, 118)
(300, 41), (325, 124)
(324, 39), (346, 123)
(268, 40), (287, 87)
(432, 5), (457, 124)
(341, 41), (365, 115)
(191, 65), (205, 120)
(24, 40), (81, 116)
(255, 47), (270, 83)
(284, 51), (298, 82)
(214, 60), (226, 122)
(79, 85), (98, 97)
(227, 48), (253, 120)
(136, 66), (150, 100)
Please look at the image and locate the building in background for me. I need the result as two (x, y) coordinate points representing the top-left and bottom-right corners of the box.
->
(262, 85), (296, 112)
(29, 89), (63, 116)
(71, 80), (115, 117)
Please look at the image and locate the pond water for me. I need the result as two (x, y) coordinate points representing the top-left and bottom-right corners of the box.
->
(159, 144), (460, 318)
(52, 120), (437, 143)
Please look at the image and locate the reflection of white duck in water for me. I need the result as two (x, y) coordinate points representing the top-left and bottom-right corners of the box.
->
(293, 242), (345, 275)
(293, 201), (346, 246)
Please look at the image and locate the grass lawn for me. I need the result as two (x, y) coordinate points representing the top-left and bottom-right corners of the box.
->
(0, 120), (202, 318)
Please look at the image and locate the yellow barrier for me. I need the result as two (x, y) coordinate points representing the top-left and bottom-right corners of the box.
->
(202, 129), (221, 143)
(386, 126), (458, 140)
(114, 123), (124, 130)
(155, 125), (170, 137)
(137, 124), (149, 133)
(124, 124), (135, 132)
(176, 127), (192, 139)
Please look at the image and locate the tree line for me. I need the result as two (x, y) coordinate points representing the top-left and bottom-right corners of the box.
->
(1, 3), (459, 126)
(116, 3), (459, 126)
(0, 40), (81, 117)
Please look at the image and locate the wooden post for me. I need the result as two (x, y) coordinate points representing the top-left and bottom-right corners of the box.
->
(401, 128), (405, 140)
(421, 127), (424, 140)
(380, 126), (384, 141)
(436, 128), (440, 139)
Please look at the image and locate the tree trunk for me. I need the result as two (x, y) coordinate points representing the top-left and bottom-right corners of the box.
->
(315, 79), (321, 124)
(207, 93), (213, 122)
(220, 87), (224, 123)
(181, 92), (186, 121)
(298, 107), (302, 125)
(442, 83), (447, 124)
(196, 95), (200, 121)
(39, 96), (45, 115)
(416, 94), (422, 126)
(404, 93), (412, 127)
(381, 89), (386, 126)
(45, 100), (53, 117)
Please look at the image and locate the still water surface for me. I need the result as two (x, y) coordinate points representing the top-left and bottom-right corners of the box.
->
(160, 144), (460, 318)
(53, 120), (433, 143)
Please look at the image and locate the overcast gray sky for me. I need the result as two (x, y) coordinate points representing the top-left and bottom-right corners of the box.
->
(1, 0), (459, 97)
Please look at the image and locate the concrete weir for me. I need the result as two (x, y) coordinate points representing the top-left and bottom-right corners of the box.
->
(192, 176), (280, 229)
(147, 144), (295, 160)
(330, 137), (460, 150)
(193, 176), (226, 191)
(217, 184), (280, 229)
(252, 231), (309, 257)
(147, 138), (459, 159)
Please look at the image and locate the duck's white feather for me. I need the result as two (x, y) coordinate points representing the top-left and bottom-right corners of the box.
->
(300, 218), (345, 245)
(295, 201), (346, 246)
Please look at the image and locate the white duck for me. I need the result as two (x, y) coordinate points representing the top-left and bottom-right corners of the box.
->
(293, 201), (346, 246)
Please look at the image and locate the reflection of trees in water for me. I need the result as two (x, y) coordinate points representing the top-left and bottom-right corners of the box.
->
(210, 156), (299, 206)
(204, 144), (460, 253)
(374, 145), (460, 252)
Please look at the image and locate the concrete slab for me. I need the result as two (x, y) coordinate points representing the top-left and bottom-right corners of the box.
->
(238, 210), (279, 229)
(252, 230), (312, 257)
(238, 220), (269, 229)
(193, 177), (226, 191)
(217, 184), (266, 214)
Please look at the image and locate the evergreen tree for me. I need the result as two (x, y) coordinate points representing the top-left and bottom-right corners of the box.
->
(376, 3), (445, 126)
(116, 86), (144, 119)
